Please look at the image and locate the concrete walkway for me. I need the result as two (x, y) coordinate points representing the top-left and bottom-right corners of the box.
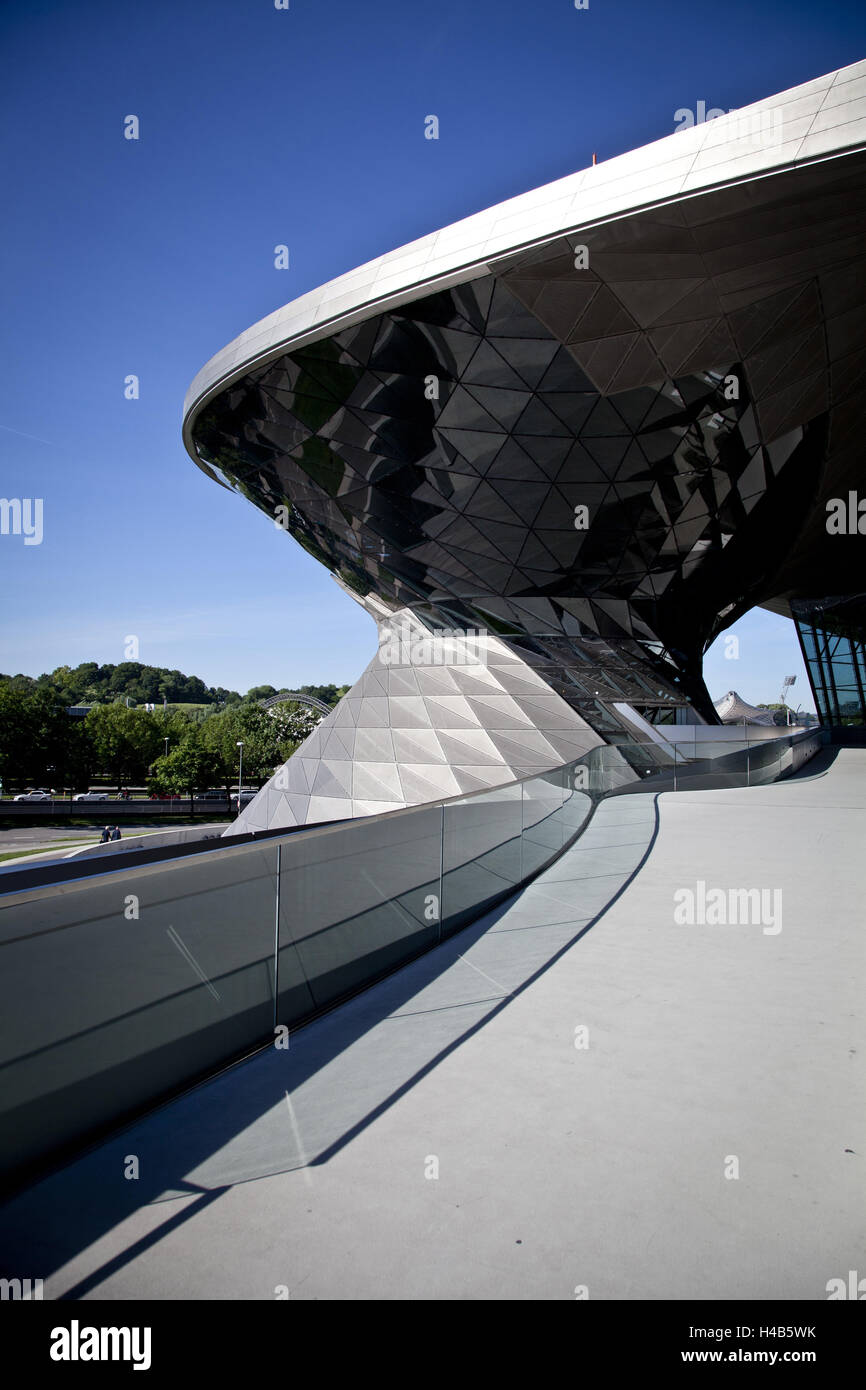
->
(1, 748), (864, 1300)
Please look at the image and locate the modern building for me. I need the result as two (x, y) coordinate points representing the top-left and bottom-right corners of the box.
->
(183, 60), (866, 830)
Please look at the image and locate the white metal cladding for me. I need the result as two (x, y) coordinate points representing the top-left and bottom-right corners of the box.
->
(183, 59), (866, 436)
(229, 607), (601, 833)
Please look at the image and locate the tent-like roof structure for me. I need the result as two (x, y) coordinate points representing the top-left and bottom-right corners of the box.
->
(714, 691), (779, 725)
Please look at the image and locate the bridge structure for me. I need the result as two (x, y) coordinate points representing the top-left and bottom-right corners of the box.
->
(257, 691), (332, 716)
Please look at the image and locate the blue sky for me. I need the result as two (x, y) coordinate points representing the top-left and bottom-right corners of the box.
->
(1, 0), (863, 710)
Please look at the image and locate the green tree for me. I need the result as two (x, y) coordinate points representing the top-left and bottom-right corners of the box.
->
(298, 683), (350, 706)
(0, 684), (33, 785)
(63, 719), (95, 791)
(198, 703), (293, 796)
(0, 682), (74, 789)
(85, 705), (164, 791)
(211, 686), (242, 706)
(0, 672), (36, 692)
(147, 732), (218, 799)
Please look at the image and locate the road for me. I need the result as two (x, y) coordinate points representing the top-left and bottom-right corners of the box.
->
(0, 822), (226, 863)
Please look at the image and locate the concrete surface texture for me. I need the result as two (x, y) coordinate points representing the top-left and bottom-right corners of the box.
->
(0, 747), (863, 1300)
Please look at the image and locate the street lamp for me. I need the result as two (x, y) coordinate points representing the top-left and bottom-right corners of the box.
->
(779, 675), (796, 726)
(164, 738), (169, 758)
(236, 740), (244, 812)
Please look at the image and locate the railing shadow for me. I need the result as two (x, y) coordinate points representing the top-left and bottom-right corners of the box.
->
(0, 728), (822, 1291)
(0, 793), (660, 1291)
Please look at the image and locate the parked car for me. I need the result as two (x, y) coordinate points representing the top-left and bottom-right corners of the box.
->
(72, 792), (111, 801)
(13, 790), (52, 802)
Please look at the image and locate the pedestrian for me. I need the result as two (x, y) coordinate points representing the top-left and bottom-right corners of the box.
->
(99, 826), (110, 843)
(110, 825), (122, 841)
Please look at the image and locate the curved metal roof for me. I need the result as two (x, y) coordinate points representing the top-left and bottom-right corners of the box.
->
(183, 58), (866, 446)
(714, 691), (779, 725)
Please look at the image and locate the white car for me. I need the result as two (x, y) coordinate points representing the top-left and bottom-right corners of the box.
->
(72, 792), (111, 801)
(13, 790), (52, 802)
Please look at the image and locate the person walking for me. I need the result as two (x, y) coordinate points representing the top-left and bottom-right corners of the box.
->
(99, 826), (111, 844)
(110, 826), (122, 841)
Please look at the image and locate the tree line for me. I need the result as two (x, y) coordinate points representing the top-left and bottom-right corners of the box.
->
(0, 660), (350, 712)
(0, 681), (343, 797)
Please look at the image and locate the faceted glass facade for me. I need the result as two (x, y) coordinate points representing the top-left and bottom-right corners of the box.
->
(189, 147), (866, 738)
(794, 598), (866, 726)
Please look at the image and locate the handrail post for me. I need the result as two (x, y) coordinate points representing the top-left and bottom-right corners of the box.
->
(273, 843), (281, 1030)
(520, 778), (525, 883)
(438, 802), (444, 944)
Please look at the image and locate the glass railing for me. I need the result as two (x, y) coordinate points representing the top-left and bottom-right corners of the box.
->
(0, 727), (822, 1188)
(605, 726), (823, 793)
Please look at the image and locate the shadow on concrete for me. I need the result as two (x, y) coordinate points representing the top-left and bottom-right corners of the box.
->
(0, 795), (660, 1295)
(773, 743), (840, 781)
